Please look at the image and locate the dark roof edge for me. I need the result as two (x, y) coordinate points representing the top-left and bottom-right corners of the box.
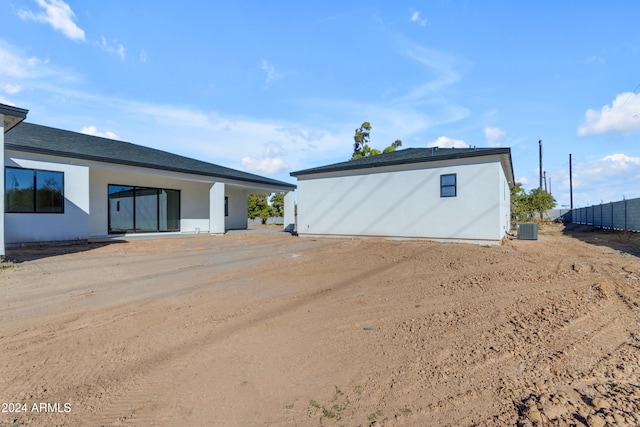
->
(290, 148), (512, 177)
(6, 144), (296, 190)
(505, 151), (515, 186)
(0, 104), (29, 118)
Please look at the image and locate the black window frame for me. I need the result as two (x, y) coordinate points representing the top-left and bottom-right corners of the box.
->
(440, 173), (457, 198)
(107, 184), (181, 234)
(5, 166), (65, 214)
(225, 196), (229, 217)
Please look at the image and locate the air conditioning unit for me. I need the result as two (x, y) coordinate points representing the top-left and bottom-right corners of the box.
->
(517, 223), (538, 240)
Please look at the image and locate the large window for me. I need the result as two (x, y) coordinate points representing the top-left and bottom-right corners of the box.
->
(108, 185), (180, 234)
(5, 167), (64, 213)
(440, 173), (457, 197)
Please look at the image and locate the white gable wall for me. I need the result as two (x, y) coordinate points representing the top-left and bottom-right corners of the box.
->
(4, 152), (90, 244)
(297, 155), (508, 242)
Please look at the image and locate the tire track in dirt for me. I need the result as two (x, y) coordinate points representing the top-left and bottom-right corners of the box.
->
(316, 243), (640, 426)
(82, 243), (455, 424)
(3, 225), (640, 426)
(85, 257), (416, 425)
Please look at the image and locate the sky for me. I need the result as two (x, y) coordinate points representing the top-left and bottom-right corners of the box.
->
(1, 1), (640, 208)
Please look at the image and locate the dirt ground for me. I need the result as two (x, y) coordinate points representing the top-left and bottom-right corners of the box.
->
(1, 224), (640, 427)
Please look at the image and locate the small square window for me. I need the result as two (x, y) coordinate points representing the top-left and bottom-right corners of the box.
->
(440, 173), (457, 197)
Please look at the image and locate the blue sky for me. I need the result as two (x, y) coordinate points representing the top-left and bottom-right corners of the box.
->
(1, 1), (640, 208)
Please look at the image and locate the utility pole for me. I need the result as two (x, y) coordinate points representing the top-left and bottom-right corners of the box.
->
(539, 140), (543, 191)
(543, 171), (547, 193)
(569, 153), (573, 209)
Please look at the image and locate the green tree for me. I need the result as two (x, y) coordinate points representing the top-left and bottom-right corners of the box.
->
(511, 183), (556, 221)
(510, 183), (530, 222)
(529, 187), (556, 219)
(269, 192), (285, 217)
(248, 193), (272, 224)
(383, 139), (403, 153)
(352, 122), (372, 159)
(351, 122), (402, 160)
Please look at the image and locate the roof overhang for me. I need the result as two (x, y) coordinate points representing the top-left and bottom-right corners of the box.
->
(291, 147), (516, 188)
(499, 151), (516, 189)
(0, 104), (29, 133)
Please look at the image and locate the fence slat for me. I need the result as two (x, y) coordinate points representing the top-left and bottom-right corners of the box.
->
(568, 197), (640, 232)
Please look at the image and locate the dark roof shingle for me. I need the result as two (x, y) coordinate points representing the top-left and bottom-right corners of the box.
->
(5, 122), (295, 189)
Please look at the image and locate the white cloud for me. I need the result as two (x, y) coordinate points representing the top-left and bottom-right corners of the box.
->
(548, 153), (640, 207)
(112, 100), (351, 177)
(0, 41), (84, 97)
(410, 10), (427, 26)
(261, 60), (282, 84)
(18, 0), (85, 41)
(262, 142), (285, 158)
(242, 156), (288, 174)
(140, 49), (148, 64)
(427, 136), (469, 148)
(80, 125), (119, 140)
(515, 176), (529, 186)
(484, 126), (505, 147)
(600, 153), (640, 170)
(0, 42), (45, 79)
(96, 36), (126, 60)
(578, 92), (640, 136)
(0, 95), (16, 106)
(241, 143), (289, 174)
(2, 83), (21, 94)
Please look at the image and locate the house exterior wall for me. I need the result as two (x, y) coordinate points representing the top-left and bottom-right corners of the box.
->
(499, 167), (512, 236)
(4, 146), (292, 244)
(89, 167), (213, 237)
(296, 156), (508, 242)
(4, 152), (91, 244)
(225, 186), (248, 230)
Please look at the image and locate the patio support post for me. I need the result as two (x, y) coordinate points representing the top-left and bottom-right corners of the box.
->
(209, 182), (225, 234)
(283, 190), (295, 232)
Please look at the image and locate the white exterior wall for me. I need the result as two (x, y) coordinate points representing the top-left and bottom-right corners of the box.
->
(297, 156), (507, 242)
(499, 167), (512, 236)
(284, 190), (295, 231)
(89, 167), (212, 236)
(4, 150), (291, 244)
(4, 153), (90, 244)
(225, 186), (248, 230)
(209, 182), (225, 234)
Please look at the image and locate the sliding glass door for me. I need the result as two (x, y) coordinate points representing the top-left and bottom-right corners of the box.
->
(108, 185), (180, 234)
(159, 189), (180, 231)
(135, 187), (159, 232)
(108, 185), (134, 233)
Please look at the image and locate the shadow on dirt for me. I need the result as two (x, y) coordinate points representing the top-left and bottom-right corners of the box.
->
(5, 240), (128, 263)
(562, 223), (640, 258)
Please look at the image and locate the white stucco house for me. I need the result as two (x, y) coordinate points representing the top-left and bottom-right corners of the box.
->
(1, 103), (295, 255)
(290, 147), (515, 244)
